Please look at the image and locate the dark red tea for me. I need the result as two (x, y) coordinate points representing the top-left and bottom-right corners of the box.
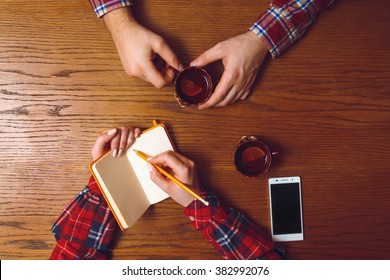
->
(234, 137), (272, 177)
(174, 67), (212, 106)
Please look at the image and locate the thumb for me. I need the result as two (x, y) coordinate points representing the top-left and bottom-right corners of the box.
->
(100, 128), (118, 145)
(190, 44), (223, 67)
(91, 128), (117, 160)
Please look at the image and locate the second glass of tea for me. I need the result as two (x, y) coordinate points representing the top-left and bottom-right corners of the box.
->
(234, 136), (278, 177)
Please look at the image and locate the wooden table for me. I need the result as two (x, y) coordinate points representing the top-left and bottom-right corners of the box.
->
(0, 0), (389, 260)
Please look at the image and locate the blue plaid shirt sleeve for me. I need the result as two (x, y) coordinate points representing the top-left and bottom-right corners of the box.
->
(88, 0), (133, 18)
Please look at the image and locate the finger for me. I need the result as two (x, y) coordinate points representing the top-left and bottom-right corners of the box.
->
(161, 66), (177, 85)
(238, 75), (257, 101)
(148, 163), (172, 191)
(132, 127), (142, 143)
(215, 86), (240, 107)
(110, 129), (122, 157)
(149, 151), (197, 186)
(215, 76), (249, 106)
(148, 162), (196, 207)
(155, 57), (182, 85)
(190, 44), (224, 67)
(161, 67), (175, 84)
(240, 90), (251, 100)
(143, 61), (167, 88)
(117, 127), (129, 157)
(126, 127), (141, 149)
(91, 128), (117, 160)
(232, 88), (249, 103)
(198, 73), (234, 109)
(235, 87), (252, 102)
(149, 150), (186, 171)
(154, 42), (184, 73)
(126, 128), (134, 150)
(230, 83), (248, 104)
(95, 128), (117, 150)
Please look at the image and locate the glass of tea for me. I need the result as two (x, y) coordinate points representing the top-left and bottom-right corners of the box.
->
(234, 136), (278, 177)
(171, 66), (213, 107)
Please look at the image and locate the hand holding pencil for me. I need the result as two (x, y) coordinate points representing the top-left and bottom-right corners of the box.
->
(135, 150), (208, 207)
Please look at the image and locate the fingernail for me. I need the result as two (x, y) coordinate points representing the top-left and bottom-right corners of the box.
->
(118, 149), (123, 157)
(112, 149), (117, 157)
(147, 163), (153, 172)
(107, 128), (117, 136)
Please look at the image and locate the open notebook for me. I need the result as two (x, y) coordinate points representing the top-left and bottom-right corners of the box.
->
(89, 121), (174, 230)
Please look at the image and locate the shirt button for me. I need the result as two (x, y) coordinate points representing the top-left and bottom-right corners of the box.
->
(189, 216), (195, 221)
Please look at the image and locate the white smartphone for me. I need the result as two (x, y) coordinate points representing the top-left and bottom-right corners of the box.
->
(268, 176), (304, 242)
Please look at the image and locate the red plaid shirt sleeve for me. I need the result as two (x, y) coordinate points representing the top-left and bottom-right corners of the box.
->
(184, 192), (283, 260)
(250, 0), (335, 57)
(50, 176), (120, 260)
(51, 178), (282, 259)
(87, 0), (133, 18)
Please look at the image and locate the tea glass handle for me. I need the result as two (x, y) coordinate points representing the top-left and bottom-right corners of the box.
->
(240, 136), (257, 143)
(168, 65), (180, 76)
(174, 94), (187, 107)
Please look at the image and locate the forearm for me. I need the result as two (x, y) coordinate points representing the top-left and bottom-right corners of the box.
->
(102, 7), (139, 50)
(184, 193), (283, 260)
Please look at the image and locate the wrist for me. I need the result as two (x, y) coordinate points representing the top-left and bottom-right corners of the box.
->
(184, 192), (222, 229)
(103, 7), (138, 37)
(246, 30), (268, 52)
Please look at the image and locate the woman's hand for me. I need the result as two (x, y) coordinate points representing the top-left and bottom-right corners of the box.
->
(91, 127), (141, 161)
(148, 151), (201, 207)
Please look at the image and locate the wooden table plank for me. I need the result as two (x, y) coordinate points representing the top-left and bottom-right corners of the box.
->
(1, 0), (389, 259)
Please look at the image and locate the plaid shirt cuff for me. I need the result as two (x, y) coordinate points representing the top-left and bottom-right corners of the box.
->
(250, 0), (335, 57)
(88, 0), (133, 18)
(50, 176), (119, 259)
(184, 192), (224, 229)
(184, 192), (282, 260)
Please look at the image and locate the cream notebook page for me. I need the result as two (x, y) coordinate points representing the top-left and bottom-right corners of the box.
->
(127, 125), (172, 204)
(91, 153), (150, 229)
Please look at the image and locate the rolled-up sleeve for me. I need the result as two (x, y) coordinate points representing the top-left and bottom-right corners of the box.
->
(250, 0), (335, 57)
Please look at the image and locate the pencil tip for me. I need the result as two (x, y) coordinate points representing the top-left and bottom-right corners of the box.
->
(201, 199), (209, 206)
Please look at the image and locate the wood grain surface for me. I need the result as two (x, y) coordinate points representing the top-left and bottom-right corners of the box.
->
(0, 0), (389, 259)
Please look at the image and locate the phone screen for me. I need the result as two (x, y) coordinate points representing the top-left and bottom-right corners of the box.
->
(270, 182), (302, 235)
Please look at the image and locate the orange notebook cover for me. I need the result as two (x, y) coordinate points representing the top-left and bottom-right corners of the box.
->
(89, 120), (175, 231)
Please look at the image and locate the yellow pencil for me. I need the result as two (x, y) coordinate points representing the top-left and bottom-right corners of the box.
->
(134, 149), (209, 206)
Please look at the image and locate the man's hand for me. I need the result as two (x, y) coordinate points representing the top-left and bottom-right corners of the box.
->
(103, 8), (183, 88)
(191, 31), (268, 109)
